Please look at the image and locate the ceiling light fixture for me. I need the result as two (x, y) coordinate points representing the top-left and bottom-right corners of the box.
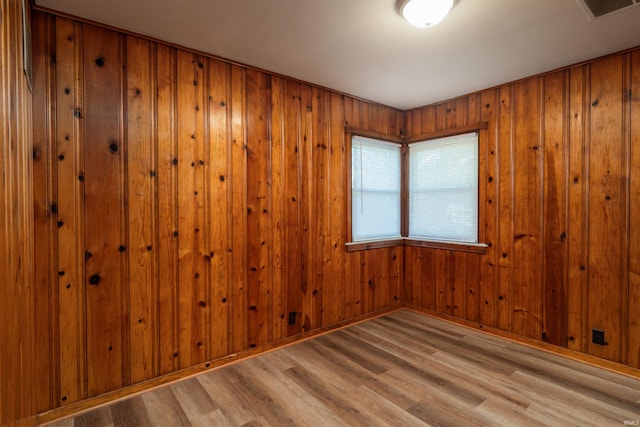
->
(397, 0), (455, 28)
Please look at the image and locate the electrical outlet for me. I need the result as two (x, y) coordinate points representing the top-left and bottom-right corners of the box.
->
(288, 311), (297, 325)
(592, 328), (608, 346)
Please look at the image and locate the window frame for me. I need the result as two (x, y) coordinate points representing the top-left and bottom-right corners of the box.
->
(346, 123), (488, 253)
(346, 129), (405, 250)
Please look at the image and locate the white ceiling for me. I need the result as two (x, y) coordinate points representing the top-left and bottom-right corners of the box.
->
(35, 0), (640, 110)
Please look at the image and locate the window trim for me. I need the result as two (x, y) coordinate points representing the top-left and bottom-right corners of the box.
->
(346, 123), (488, 253)
(346, 129), (403, 245)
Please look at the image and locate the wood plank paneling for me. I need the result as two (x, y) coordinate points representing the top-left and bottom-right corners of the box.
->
(284, 79), (303, 336)
(1, 0), (36, 425)
(229, 64), (248, 353)
(300, 84), (314, 332)
(82, 24), (125, 397)
(496, 85), (514, 332)
(29, 9), (640, 419)
(405, 50), (640, 369)
(126, 36), (158, 384)
(156, 43), (179, 375)
(207, 59), (232, 358)
(587, 56), (624, 362)
(478, 89), (499, 328)
(629, 51), (640, 369)
(542, 71), (568, 346)
(269, 76), (286, 342)
(31, 11), (57, 412)
(511, 77), (543, 340)
(54, 16), (85, 406)
(246, 69), (271, 348)
(328, 92), (346, 324)
(29, 9), (407, 414)
(176, 51), (208, 367)
(567, 65), (589, 353)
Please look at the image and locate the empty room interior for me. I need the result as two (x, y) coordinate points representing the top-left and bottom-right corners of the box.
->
(2, 0), (640, 425)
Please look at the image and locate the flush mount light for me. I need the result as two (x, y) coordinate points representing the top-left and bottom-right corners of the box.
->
(397, 0), (455, 27)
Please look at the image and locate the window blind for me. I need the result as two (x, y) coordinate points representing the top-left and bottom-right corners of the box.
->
(351, 136), (401, 241)
(408, 132), (478, 243)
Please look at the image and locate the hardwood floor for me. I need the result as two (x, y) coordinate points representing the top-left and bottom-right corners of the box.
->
(45, 309), (640, 426)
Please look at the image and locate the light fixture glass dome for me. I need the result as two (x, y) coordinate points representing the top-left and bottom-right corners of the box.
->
(400, 0), (454, 28)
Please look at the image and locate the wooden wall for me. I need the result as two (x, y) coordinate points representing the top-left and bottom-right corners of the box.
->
(28, 6), (640, 417)
(31, 11), (403, 412)
(404, 48), (640, 369)
(0, 0), (36, 425)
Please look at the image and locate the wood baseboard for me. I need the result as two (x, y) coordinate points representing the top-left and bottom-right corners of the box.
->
(403, 305), (640, 380)
(37, 306), (399, 425)
(38, 303), (640, 425)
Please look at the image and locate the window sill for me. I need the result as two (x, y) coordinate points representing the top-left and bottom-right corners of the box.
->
(346, 238), (488, 254)
(345, 238), (405, 252)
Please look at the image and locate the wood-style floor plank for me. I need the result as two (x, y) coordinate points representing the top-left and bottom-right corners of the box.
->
(45, 309), (640, 426)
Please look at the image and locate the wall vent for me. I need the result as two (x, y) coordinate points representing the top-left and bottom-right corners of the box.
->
(577, 0), (640, 20)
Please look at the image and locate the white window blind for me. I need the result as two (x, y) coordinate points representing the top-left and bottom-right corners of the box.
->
(351, 136), (401, 241)
(408, 132), (478, 243)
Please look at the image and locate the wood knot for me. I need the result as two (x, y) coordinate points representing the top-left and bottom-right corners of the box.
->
(95, 57), (105, 67)
(89, 274), (101, 285)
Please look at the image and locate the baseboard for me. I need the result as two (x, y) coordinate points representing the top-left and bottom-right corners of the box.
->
(37, 305), (400, 425)
(403, 304), (640, 380)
